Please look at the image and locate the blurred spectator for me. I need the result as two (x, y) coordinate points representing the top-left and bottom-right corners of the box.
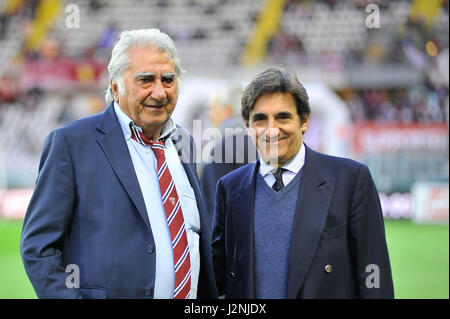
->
(39, 37), (60, 60)
(96, 22), (118, 54)
(57, 93), (75, 124)
(88, 0), (105, 14)
(267, 30), (305, 64)
(0, 13), (8, 39)
(0, 0), (29, 39)
(338, 88), (367, 122)
(22, 87), (43, 110)
(0, 73), (20, 104)
(339, 87), (448, 124)
(200, 84), (258, 214)
(87, 95), (105, 115)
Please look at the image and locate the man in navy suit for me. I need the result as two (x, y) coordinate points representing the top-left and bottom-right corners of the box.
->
(211, 67), (394, 299)
(20, 29), (217, 299)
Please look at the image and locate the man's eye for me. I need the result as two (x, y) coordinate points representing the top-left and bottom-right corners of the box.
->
(139, 77), (153, 83)
(278, 113), (291, 119)
(250, 117), (266, 125)
(162, 77), (175, 84)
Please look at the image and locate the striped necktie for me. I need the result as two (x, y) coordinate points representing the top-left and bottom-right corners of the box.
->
(131, 128), (191, 299)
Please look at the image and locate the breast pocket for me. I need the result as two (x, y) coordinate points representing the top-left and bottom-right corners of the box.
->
(176, 184), (201, 234)
(176, 184), (201, 295)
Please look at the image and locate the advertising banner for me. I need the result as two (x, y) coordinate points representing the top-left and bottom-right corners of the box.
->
(22, 58), (105, 90)
(353, 122), (449, 154)
(411, 182), (449, 223)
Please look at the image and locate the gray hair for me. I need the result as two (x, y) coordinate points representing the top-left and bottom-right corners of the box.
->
(104, 28), (184, 105)
(241, 67), (310, 125)
(210, 84), (243, 116)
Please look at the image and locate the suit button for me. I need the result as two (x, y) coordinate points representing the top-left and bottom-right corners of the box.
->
(325, 265), (333, 273)
(144, 288), (153, 296)
(146, 245), (154, 254)
(229, 272), (235, 279)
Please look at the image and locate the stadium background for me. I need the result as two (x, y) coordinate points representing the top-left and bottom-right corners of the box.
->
(0, 0), (448, 298)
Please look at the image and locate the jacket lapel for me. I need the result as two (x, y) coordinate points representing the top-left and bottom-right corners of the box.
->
(286, 145), (335, 298)
(96, 104), (151, 230)
(234, 162), (259, 299)
(170, 128), (211, 228)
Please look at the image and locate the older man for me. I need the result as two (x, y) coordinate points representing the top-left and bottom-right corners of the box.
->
(20, 29), (217, 299)
(211, 67), (394, 299)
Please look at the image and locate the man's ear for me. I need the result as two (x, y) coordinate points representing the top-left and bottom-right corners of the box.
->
(110, 80), (119, 103)
(301, 114), (310, 134)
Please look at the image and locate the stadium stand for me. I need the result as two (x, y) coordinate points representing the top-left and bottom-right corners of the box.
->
(0, 0), (448, 207)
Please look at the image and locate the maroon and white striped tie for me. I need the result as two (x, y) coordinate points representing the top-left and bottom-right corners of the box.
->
(131, 129), (191, 299)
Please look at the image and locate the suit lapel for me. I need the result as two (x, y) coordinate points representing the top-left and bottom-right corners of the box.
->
(286, 146), (335, 298)
(234, 162), (259, 299)
(96, 104), (151, 230)
(170, 126), (205, 216)
(171, 129), (210, 226)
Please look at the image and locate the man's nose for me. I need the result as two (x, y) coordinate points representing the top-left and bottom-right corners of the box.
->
(267, 117), (280, 131)
(150, 79), (167, 101)
(265, 125), (279, 140)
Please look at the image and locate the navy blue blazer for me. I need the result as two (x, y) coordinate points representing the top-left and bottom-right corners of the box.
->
(212, 145), (394, 299)
(20, 103), (218, 299)
(201, 132), (257, 215)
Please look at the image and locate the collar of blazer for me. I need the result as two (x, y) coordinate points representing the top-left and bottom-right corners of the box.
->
(236, 144), (329, 197)
(232, 144), (336, 298)
(95, 103), (199, 232)
(96, 103), (197, 164)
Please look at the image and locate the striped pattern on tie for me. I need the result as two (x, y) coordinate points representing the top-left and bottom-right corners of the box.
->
(130, 127), (191, 299)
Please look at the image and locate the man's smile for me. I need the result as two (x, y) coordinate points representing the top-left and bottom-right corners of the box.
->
(143, 103), (165, 109)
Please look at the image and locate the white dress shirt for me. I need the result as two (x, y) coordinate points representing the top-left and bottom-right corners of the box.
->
(259, 143), (306, 188)
(114, 102), (200, 299)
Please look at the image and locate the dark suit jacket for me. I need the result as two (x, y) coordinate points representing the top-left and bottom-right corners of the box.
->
(212, 145), (394, 299)
(201, 131), (258, 215)
(20, 103), (218, 299)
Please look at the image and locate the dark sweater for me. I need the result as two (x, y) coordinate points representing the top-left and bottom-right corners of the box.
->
(253, 169), (303, 298)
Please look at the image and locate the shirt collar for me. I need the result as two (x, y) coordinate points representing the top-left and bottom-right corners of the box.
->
(114, 101), (177, 142)
(259, 142), (306, 177)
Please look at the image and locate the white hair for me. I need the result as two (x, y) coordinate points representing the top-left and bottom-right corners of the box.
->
(104, 28), (184, 105)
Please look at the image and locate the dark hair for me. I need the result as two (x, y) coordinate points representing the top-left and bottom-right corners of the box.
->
(241, 67), (311, 125)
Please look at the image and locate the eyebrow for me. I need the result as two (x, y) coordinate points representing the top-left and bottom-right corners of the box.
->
(276, 111), (293, 118)
(135, 72), (154, 78)
(251, 113), (267, 121)
(134, 72), (177, 79)
(250, 111), (294, 123)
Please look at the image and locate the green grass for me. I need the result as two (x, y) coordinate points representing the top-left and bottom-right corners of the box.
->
(0, 218), (448, 299)
(0, 219), (36, 298)
(385, 220), (449, 299)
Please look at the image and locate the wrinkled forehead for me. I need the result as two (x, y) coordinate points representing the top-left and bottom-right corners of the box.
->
(126, 45), (175, 70)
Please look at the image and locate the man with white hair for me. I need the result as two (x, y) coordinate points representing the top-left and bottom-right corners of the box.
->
(20, 29), (218, 299)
